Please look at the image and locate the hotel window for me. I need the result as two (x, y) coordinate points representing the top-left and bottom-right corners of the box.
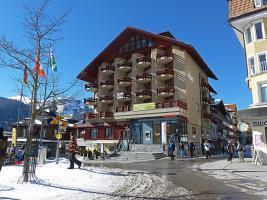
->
(246, 27), (252, 44)
(261, 84), (267, 103)
(248, 57), (255, 75)
(258, 53), (267, 72)
(91, 129), (98, 139)
(105, 128), (114, 139)
(255, 22), (264, 40)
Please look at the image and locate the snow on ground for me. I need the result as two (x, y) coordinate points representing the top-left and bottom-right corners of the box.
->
(0, 158), (190, 200)
(190, 158), (267, 198)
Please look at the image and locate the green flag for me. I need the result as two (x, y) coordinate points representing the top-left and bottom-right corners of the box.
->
(50, 48), (57, 72)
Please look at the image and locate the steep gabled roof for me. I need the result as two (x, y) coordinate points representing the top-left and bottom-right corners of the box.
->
(77, 27), (218, 82)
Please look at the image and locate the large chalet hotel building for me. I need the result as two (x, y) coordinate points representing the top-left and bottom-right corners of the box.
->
(77, 27), (217, 152)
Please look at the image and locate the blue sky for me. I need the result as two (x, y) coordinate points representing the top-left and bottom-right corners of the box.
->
(0, 0), (250, 109)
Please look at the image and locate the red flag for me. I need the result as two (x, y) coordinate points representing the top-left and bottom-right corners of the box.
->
(34, 57), (45, 78)
(23, 66), (27, 85)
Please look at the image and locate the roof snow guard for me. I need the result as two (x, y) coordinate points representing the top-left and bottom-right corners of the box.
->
(77, 27), (218, 83)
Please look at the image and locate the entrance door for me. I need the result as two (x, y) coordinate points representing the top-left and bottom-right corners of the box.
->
(142, 122), (153, 144)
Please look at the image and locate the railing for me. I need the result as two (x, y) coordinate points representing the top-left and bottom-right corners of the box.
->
(100, 112), (114, 118)
(85, 83), (97, 91)
(136, 90), (152, 97)
(84, 113), (98, 120)
(260, 61), (267, 73)
(156, 100), (187, 110)
(117, 62), (131, 69)
(157, 87), (175, 94)
(157, 68), (174, 76)
(99, 96), (114, 101)
(100, 81), (114, 86)
(84, 98), (98, 104)
(136, 73), (152, 80)
(156, 51), (173, 59)
(117, 93), (131, 99)
(250, 64), (255, 75)
(203, 112), (212, 121)
(202, 97), (211, 104)
(117, 78), (132, 84)
(136, 57), (151, 64)
(116, 105), (131, 112)
(100, 65), (115, 72)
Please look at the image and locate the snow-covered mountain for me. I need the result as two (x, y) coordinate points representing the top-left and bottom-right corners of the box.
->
(9, 96), (31, 104)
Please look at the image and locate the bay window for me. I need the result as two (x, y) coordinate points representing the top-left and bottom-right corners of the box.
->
(246, 27), (252, 44)
(255, 22), (264, 40)
(258, 53), (267, 72)
(261, 84), (267, 103)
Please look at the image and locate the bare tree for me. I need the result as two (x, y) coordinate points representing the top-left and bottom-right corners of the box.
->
(0, 0), (69, 182)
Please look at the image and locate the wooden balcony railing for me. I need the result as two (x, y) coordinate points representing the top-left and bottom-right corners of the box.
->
(84, 98), (98, 104)
(202, 97), (211, 105)
(156, 68), (174, 76)
(116, 105), (131, 112)
(136, 73), (152, 80)
(84, 113), (98, 120)
(117, 93), (131, 100)
(156, 100), (187, 110)
(156, 51), (173, 59)
(136, 90), (152, 97)
(117, 78), (132, 84)
(136, 57), (151, 64)
(157, 87), (175, 94)
(85, 83), (97, 91)
(100, 112), (114, 118)
(99, 96), (114, 102)
(100, 65), (115, 72)
(203, 112), (212, 121)
(117, 62), (131, 69)
(100, 81), (114, 86)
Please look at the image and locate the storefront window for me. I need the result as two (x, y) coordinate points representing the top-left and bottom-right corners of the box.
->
(105, 128), (114, 139)
(91, 129), (98, 139)
(132, 123), (142, 144)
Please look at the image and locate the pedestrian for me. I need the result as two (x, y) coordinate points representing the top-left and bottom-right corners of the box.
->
(179, 141), (185, 158)
(93, 149), (99, 160)
(201, 142), (205, 156)
(237, 140), (245, 162)
(221, 143), (225, 155)
(169, 140), (175, 160)
(227, 140), (235, 163)
(68, 133), (82, 169)
(204, 140), (211, 159)
(188, 141), (195, 158)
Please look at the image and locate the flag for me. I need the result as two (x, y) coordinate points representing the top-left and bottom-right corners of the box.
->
(50, 48), (57, 72)
(34, 57), (45, 78)
(23, 66), (28, 85)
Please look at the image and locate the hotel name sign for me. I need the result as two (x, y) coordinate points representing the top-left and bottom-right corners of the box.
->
(253, 120), (267, 127)
(133, 102), (156, 112)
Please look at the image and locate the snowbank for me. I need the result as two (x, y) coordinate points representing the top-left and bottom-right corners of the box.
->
(0, 158), (189, 200)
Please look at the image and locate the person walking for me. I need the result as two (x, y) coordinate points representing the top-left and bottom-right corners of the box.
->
(188, 141), (195, 158)
(179, 141), (185, 158)
(227, 140), (235, 163)
(169, 140), (175, 160)
(237, 140), (245, 162)
(68, 133), (82, 169)
(221, 143), (226, 154)
(204, 140), (211, 159)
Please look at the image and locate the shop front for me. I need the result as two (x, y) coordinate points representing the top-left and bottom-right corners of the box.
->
(130, 115), (188, 145)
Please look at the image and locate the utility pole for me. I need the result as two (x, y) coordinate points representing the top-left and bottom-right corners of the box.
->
(55, 118), (61, 164)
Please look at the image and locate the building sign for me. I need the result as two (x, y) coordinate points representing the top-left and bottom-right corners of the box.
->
(252, 120), (267, 127)
(145, 131), (151, 141)
(133, 102), (155, 112)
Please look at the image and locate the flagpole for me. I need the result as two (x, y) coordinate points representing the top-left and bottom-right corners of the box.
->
(39, 46), (50, 147)
(16, 81), (24, 147)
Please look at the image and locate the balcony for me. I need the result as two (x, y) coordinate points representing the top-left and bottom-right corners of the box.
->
(116, 105), (131, 112)
(117, 62), (131, 72)
(136, 57), (151, 68)
(99, 96), (113, 104)
(84, 98), (98, 106)
(99, 81), (114, 89)
(116, 93), (131, 102)
(157, 87), (175, 97)
(136, 90), (152, 99)
(85, 83), (97, 92)
(84, 113), (98, 120)
(157, 68), (174, 80)
(136, 73), (152, 83)
(100, 65), (114, 74)
(117, 78), (132, 87)
(203, 112), (212, 121)
(156, 100), (187, 110)
(100, 112), (114, 119)
(259, 61), (267, 73)
(156, 51), (173, 65)
(202, 97), (211, 105)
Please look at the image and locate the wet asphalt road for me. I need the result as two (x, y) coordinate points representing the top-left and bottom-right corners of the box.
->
(88, 157), (266, 200)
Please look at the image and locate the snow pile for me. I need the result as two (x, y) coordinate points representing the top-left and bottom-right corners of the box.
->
(0, 158), (190, 200)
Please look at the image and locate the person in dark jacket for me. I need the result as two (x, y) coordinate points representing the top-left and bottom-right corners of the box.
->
(169, 140), (175, 160)
(188, 141), (195, 158)
(68, 133), (82, 169)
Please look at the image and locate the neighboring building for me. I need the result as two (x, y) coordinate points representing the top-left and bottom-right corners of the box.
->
(228, 0), (267, 137)
(77, 27), (217, 152)
(225, 104), (239, 133)
(210, 99), (233, 150)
